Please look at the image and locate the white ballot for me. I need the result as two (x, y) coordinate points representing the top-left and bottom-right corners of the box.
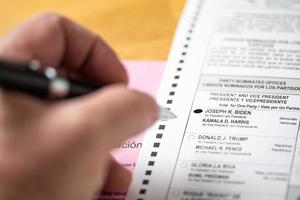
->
(127, 0), (300, 199)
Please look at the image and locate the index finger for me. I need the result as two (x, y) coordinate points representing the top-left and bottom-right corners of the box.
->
(0, 13), (127, 84)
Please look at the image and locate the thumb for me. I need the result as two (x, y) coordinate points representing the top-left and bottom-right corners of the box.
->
(61, 84), (159, 150)
(0, 85), (158, 200)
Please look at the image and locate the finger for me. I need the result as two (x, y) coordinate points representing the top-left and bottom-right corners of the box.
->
(56, 84), (159, 150)
(102, 157), (131, 192)
(0, 13), (127, 84)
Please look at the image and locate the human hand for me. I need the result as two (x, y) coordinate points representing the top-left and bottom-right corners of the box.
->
(0, 13), (158, 200)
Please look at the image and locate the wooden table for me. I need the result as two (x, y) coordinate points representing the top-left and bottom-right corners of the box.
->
(0, 0), (185, 60)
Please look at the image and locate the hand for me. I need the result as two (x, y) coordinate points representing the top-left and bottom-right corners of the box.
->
(0, 13), (158, 200)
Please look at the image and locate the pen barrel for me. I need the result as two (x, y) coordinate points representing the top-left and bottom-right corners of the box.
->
(68, 79), (99, 98)
(0, 60), (100, 99)
(0, 66), (49, 97)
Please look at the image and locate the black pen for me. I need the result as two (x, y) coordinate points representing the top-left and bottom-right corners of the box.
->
(0, 60), (100, 99)
(0, 60), (177, 120)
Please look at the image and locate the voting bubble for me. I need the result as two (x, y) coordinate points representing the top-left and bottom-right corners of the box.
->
(193, 109), (203, 114)
(187, 135), (196, 140)
(180, 162), (189, 168)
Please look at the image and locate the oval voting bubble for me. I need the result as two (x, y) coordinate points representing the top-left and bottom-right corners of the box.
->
(193, 109), (203, 114)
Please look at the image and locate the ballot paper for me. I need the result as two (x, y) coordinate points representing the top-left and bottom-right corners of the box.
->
(127, 0), (300, 199)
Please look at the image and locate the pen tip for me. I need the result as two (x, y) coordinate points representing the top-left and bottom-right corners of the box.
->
(159, 106), (177, 121)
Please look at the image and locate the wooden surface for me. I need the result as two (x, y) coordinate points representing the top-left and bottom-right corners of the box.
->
(0, 0), (185, 60)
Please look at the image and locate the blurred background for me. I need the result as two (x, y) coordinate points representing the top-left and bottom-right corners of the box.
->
(0, 0), (185, 60)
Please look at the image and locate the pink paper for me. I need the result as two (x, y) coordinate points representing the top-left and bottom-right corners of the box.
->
(112, 61), (165, 171)
(97, 61), (165, 199)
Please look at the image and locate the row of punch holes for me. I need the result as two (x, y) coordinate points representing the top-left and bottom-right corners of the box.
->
(136, 2), (203, 199)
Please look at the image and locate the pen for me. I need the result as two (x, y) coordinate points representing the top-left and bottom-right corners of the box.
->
(0, 60), (177, 120)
